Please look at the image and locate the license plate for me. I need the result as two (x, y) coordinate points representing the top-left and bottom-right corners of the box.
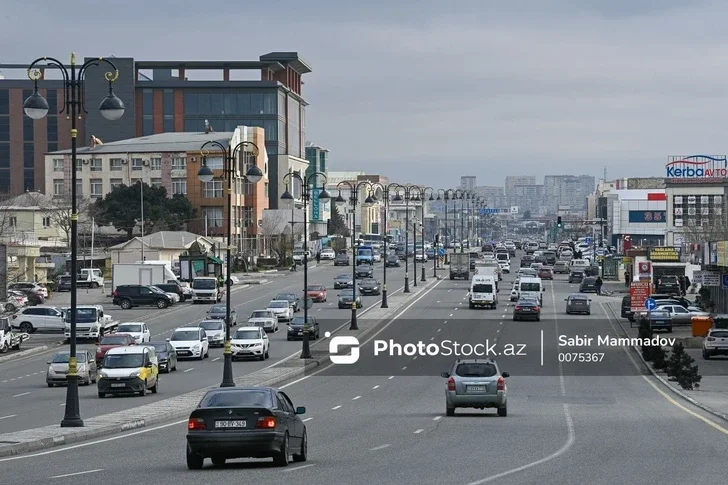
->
(215, 420), (246, 428)
(179, 351), (191, 355)
(110, 383), (125, 388)
(298, 332), (303, 335)
(467, 385), (487, 392)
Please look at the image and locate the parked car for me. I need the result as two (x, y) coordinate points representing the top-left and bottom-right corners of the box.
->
(47, 350), (97, 387)
(112, 284), (173, 309)
(306, 284), (328, 302)
(155, 282), (188, 302)
(702, 329), (728, 359)
(441, 358), (509, 417)
(11, 306), (64, 333)
(656, 275), (681, 294)
(639, 310), (672, 332)
(334, 253), (350, 266)
(655, 304), (710, 325)
(565, 293), (591, 315)
(621, 295), (634, 321)
(9, 282), (48, 298)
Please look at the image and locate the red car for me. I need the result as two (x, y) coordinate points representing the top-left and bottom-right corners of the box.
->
(538, 267), (553, 280)
(95, 333), (135, 365)
(306, 284), (328, 302)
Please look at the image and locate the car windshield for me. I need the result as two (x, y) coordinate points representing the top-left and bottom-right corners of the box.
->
(473, 284), (493, 293)
(358, 265), (371, 270)
(520, 283), (541, 291)
(192, 279), (216, 289)
(199, 321), (223, 330)
(268, 301), (288, 308)
(340, 289), (358, 297)
(583, 277), (597, 283)
(455, 363), (497, 377)
(69, 308), (97, 323)
(710, 331), (728, 338)
(307, 285), (324, 291)
(151, 343), (167, 352)
(233, 330), (260, 339)
(336, 275), (350, 280)
(199, 389), (273, 408)
(103, 353), (144, 369)
(276, 294), (295, 300)
(149, 286), (165, 294)
(291, 316), (315, 325)
(361, 279), (377, 285)
(171, 330), (199, 341)
(250, 311), (272, 319)
(209, 305), (225, 313)
(100, 335), (128, 345)
(118, 324), (142, 333)
(52, 352), (86, 363)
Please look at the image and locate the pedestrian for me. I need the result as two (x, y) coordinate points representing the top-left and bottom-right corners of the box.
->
(595, 276), (603, 295)
(684, 275), (691, 294)
(624, 269), (631, 287)
(316, 251), (321, 264)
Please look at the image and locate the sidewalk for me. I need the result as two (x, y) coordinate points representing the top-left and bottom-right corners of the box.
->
(605, 301), (728, 422)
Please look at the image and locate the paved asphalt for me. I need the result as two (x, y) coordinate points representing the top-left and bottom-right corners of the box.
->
(0, 260), (410, 433)
(3, 252), (728, 484)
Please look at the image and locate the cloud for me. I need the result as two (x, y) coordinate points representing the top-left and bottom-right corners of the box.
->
(2, 0), (727, 187)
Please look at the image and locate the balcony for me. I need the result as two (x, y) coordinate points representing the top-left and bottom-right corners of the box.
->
(1, 230), (67, 248)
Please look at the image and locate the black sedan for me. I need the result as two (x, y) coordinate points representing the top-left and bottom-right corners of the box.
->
(333, 274), (353, 289)
(206, 304), (238, 326)
(568, 270), (584, 283)
(385, 254), (401, 267)
(513, 299), (541, 321)
(579, 276), (598, 293)
(149, 341), (178, 373)
(356, 264), (373, 278)
(186, 387), (307, 468)
(287, 316), (320, 340)
(358, 278), (381, 295)
(275, 293), (300, 312)
(334, 253), (350, 266)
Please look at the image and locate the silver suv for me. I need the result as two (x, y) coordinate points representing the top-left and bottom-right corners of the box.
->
(441, 358), (509, 417)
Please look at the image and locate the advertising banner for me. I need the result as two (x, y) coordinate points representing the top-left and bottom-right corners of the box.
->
(630, 282), (651, 311)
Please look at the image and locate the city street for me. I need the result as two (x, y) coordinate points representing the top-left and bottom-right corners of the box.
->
(3, 261), (727, 484)
(0, 260), (410, 433)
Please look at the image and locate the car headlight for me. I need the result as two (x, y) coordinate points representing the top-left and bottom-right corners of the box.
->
(99, 372), (108, 379)
(129, 371), (140, 378)
(287, 325), (293, 331)
(193, 344), (201, 350)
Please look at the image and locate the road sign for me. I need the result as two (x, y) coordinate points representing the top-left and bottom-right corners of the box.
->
(585, 237), (592, 245)
(703, 271), (720, 287)
(438, 248), (445, 256)
(723, 274), (728, 289)
(630, 282), (650, 311)
(638, 261), (651, 280)
(644, 298), (656, 311)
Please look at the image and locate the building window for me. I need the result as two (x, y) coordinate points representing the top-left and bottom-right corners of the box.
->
(90, 179), (103, 198)
(202, 206), (224, 228)
(243, 206), (254, 227)
(46, 90), (57, 114)
(143, 89), (153, 116)
(23, 143), (34, 168)
(197, 94), (210, 113)
(47, 116), (58, 142)
(24, 169), (33, 191)
(210, 93), (223, 114)
(264, 182), (269, 198)
(184, 93), (197, 114)
(0, 168), (9, 192)
(110, 158), (123, 171)
(163, 117), (174, 132)
(90, 158), (102, 171)
(172, 157), (186, 171)
(47, 142), (58, 153)
(0, 90), (8, 115)
(150, 157), (161, 171)
(151, 178), (162, 187)
(184, 119), (200, 132)
(110, 178), (123, 190)
(132, 158), (144, 171)
(204, 156), (224, 170)
(53, 159), (64, 172)
(9, 216), (17, 227)
(76, 180), (83, 196)
(76, 161), (83, 171)
(171, 178), (187, 195)
(163, 89), (174, 116)
(224, 94), (237, 114)
(0, 117), (9, 142)
(202, 180), (223, 198)
(143, 116), (153, 136)
(42, 216), (51, 227)
(53, 179), (65, 196)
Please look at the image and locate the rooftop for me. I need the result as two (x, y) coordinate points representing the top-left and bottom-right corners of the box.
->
(109, 231), (212, 250)
(2, 191), (62, 210)
(48, 132), (234, 155)
(326, 172), (367, 185)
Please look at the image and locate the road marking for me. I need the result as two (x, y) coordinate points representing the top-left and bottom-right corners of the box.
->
(331, 405), (342, 410)
(437, 328), (441, 332)
(183, 368), (194, 373)
(448, 289), (452, 292)
(501, 314), (505, 318)
(12, 392), (30, 397)
(59, 403), (65, 406)
(433, 416), (442, 421)
(388, 376), (395, 380)
(401, 366), (407, 370)
(212, 357), (221, 362)
(302, 417), (313, 422)
(372, 385), (379, 389)
(50, 469), (104, 479)
(370, 444), (391, 450)
(430, 337), (435, 341)
(449, 314), (453, 317)
(437, 301), (441, 303)
(282, 464), (316, 473)
(0, 414), (17, 420)
(352, 395), (361, 400)
(443, 320), (447, 323)
(414, 429), (424, 434)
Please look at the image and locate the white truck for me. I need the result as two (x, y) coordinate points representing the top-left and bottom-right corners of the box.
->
(111, 263), (179, 293)
(63, 305), (119, 342)
(191, 276), (222, 304)
(77, 268), (105, 288)
(0, 317), (28, 353)
(469, 275), (498, 309)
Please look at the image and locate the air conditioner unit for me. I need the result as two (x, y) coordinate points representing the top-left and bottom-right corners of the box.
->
(82, 159), (89, 165)
(142, 160), (150, 166)
(121, 159), (129, 165)
(190, 156), (196, 163)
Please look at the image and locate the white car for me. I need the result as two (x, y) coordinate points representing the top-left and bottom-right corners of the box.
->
(197, 319), (225, 347)
(230, 275), (240, 285)
(168, 327), (209, 360)
(231, 326), (270, 361)
(498, 262), (511, 273)
(510, 288), (519, 301)
(415, 251), (428, 262)
(116, 322), (150, 344)
(703, 328), (728, 359)
(266, 300), (293, 321)
(373, 252), (382, 262)
(248, 310), (279, 333)
(151, 286), (179, 304)
(320, 248), (336, 260)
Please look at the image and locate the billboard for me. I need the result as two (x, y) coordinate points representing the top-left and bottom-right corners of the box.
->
(630, 282), (651, 311)
(666, 155), (728, 179)
(628, 211), (666, 223)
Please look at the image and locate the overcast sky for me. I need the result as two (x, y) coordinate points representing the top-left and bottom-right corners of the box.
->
(2, 0), (725, 189)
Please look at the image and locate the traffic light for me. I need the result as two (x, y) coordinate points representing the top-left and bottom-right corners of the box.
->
(557, 216), (562, 228)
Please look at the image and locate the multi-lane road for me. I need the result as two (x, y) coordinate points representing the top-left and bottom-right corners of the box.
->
(0, 260), (409, 433)
(3, 254), (728, 484)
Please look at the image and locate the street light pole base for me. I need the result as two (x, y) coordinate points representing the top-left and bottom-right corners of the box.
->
(220, 352), (235, 387)
(381, 289), (388, 308)
(60, 376), (84, 427)
(421, 266), (426, 282)
(404, 277), (410, 293)
(349, 305), (358, 330)
(301, 332), (312, 359)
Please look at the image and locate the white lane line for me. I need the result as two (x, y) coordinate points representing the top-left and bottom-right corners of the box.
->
(370, 444), (391, 450)
(388, 376), (395, 380)
(437, 301), (441, 303)
(412, 356), (418, 360)
(59, 403), (65, 407)
(448, 289), (452, 292)
(430, 337), (435, 341)
(501, 314), (506, 318)
(443, 320), (448, 323)
(433, 416), (442, 421)
(437, 328), (441, 332)
(331, 405), (342, 410)
(414, 429), (424, 434)
(50, 469), (104, 479)
(372, 385), (380, 389)
(352, 396), (361, 400)
(302, 417), (313, 422)
(183, 368), (194, 373)
(317, 308), (322, 312)
(12, 392), (30, 397)
(282, 464), (316, 473)
(449, 314), (453, 317)
(401, 366), (407, 370)
(0, 414), (17, 420)
(211, 357), (221, 362)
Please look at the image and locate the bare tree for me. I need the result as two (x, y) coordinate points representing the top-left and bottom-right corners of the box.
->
(676, 201), (728, 245)
(0, 194), (15, 241)
(44, 194), (91, 245)
(260, 209), (305, 262)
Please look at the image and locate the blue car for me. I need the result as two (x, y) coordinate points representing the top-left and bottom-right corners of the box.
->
(643, 310), (672, 333)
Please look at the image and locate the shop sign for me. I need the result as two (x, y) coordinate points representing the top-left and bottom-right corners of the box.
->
(648, 247), (681, 262)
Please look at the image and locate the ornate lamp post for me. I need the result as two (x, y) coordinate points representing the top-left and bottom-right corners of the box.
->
(280, 173), (331, 358)
(419, 187), (434, 282)
(24, 53), (125, 427)
(370, 183), (401, 308)
(197, 140), (263, 386)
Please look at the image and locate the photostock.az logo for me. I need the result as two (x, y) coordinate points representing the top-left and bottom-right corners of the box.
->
(325, 332), (360, 364)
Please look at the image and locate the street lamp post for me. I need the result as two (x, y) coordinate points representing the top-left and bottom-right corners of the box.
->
(455, 189), (466, 253)
(281, 173), (331, 358)
(420, 187), (434, 282)
(334, 181), (373, 330)
(371, 183), (401, 308)
(197, 140), (264, 386)
(24, 53), (125, 427)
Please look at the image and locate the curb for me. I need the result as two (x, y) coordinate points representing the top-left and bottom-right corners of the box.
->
(0, 279), (437, 458)
(0, 345), (49, 364)
(605, 302), (728, 424)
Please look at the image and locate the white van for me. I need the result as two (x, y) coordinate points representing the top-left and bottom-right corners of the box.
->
(496, 252), (509, 263)
(469, 275), (498, 309)
(474, 264), (500, 290)
(517, 277), (544, 306)
(569, 259), (590, 270)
